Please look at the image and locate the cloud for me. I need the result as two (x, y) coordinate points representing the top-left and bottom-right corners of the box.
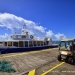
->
(46, 30), (54, 38)
(0, 33), (10, 41)
(55, 33), (66, 40)
(0, 13), (66, 41)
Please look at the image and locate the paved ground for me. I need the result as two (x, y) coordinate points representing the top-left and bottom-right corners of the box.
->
(0, 48), (75, 75)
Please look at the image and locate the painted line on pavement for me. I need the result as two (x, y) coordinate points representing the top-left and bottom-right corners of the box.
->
(28, 69), (35, 75)
(41, 62), (65, 75)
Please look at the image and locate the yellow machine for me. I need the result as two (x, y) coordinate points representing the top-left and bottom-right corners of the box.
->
(58, 38), (75, 64)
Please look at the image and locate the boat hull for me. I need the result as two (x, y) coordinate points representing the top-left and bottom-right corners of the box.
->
(0, 45), (58, 54)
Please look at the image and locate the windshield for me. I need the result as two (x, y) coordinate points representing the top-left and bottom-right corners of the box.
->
(59, 41), (74, 50)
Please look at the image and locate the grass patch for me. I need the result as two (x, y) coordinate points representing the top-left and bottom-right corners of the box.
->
(0, 60), (16, 73)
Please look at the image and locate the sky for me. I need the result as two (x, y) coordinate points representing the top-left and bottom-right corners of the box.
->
(0, 0), (75, 40)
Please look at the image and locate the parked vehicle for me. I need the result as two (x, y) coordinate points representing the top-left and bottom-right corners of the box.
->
(58, 38), (75, 65)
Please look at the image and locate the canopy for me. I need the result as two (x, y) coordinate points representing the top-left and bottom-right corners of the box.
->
(61, 38), (75, 42)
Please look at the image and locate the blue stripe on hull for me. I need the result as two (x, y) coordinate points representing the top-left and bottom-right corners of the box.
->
(0, 45), (58, 54)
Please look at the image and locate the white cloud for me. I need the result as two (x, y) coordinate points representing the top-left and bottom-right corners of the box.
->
(55, 33), (66, 40)
(0, 13), (66, 41)
(0, 33), (10, 41)
(46, 30), (54, 38)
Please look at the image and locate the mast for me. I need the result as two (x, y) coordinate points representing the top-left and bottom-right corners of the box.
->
(22, 24), (27, 34)
(23, 24), (26, 30)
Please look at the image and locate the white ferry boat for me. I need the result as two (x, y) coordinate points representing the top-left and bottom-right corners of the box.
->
(0, 25), (58, 54)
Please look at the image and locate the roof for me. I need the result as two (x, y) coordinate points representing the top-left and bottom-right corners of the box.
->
(61, 38), (75, 42)
(3, 39), (45, 42)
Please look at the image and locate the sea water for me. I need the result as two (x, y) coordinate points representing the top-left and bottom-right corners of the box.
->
(52, 41), (72, 46)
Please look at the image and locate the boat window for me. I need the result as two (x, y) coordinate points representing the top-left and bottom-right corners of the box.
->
(29, 41), (33, 47)
(19, 41), (24, 47)
(37, 41), (41, 46)
(46, 41), (49, 45)
(22, 35), (26, 38)
(25, 41), (28, 47)
(18, 36), (21, 38)
(8, 42), (12, 46)
(4, 42), (7, 46)
(44, 41), (46, 45)
(0, 42), (3, 46)
(13, 42), (18, 47)
(13, 35), (17, 38)
(33, 41), (37, 46)
(40, 41), (44, 46)
(0, 42), (3, 44)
